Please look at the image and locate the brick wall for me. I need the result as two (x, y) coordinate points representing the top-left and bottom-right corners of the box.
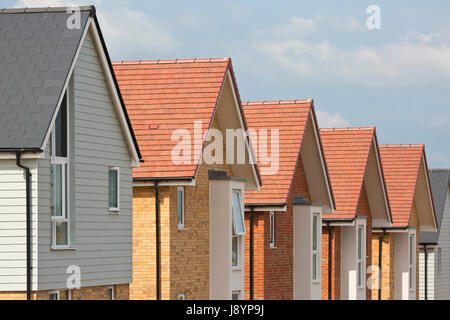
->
(371, 232), (394, 300)
(321, 226), (341, 300)
(244, 156), (311, 300)
(131, 115), (233, 300)
(0, 285), (128, 300)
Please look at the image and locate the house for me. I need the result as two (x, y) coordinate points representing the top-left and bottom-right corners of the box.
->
(0, 6), (141, 300)
(112, 58), (261, 300)
(419, 169), (450, 300)
(377, 145), (437, 300)
(320, 127), (392, 300)
(242, 100), (335, 300)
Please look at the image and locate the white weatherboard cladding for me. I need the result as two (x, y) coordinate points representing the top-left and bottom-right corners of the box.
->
(36, 28), (133, 290)
(0, 159), (38, 291)
(435, 188), (450, 299)
(419, 248), (435, 300)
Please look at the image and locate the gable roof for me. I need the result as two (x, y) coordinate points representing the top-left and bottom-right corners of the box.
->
(0, 6), (141, 160)
(243, 100), (335, 208)
(113, 58), (261, 185)
(379, 144), (435, 227)
(420, 169), (450, 244)
(320, 127), (378, 219)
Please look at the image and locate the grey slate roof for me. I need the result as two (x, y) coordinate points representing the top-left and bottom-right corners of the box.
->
(420, 169), (450, 244)
(0, 7), (92, 150)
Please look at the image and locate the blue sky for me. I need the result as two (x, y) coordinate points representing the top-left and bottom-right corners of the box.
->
(9, 0), (450, 167)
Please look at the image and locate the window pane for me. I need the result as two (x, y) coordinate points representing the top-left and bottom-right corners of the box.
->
(358, 227), (362, 260)
(232, 292), (240, 300)
(178, 188), (183, 225)
(55, 94), (67, 158)
(109, 170), (118, 208)
(49, 293), (58, 300)
(232, 236), (238, 267)
(409, 236), (414, 265)
(56, 221), (68, 246)
(313, 215), (318, 251)
(232, 191), (245, 235)
(52, 165), (63, 217)
(270, 213), (274, 245)
(106, 288), (114, 300)
(358, 262), (362, 287)
(312, 253), (317, 281)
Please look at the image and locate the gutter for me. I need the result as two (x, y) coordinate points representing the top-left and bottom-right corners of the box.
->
(326, 222), (332, 300)
(154, 181), (161, 300)
(15, 151), (32, 301)
(249, 207), (255, 300)
(378, 229), (386, 300)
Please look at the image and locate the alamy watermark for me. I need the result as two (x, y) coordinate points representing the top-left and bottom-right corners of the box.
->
(171, 121), (280, 175)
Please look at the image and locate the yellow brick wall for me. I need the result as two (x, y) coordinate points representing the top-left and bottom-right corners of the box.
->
(131, 115), (234, 300)
(130, 186), (171, 300)
(371, 232), (395, 300)
(0, 285), (128, 300)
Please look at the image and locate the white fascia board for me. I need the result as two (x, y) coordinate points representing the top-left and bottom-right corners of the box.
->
(133, 179), (196, 187)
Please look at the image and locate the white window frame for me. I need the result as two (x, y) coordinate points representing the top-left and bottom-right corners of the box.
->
(49, 289), (71, 300)
(51, 91), (70, 250)
(106, 286), (114, 300)
(232, 234), (240, 270)
(109, 167), (120, 213)
(312, 213), (320, 283)
(232, 291), (241, 300)
(231, 189), (244, 270)
(357, 224), (366, 289)
(177, 293), (185, 300)
(409, 233), (416, 291)
(177, 187), (185, 229)
(269, 211), (275, 248)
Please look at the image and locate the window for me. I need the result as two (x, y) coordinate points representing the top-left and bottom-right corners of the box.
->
(232, 191), (245, 235)
(49, 291), (58, 300)
(109, 167), (120, 212)
(49, 289), (71, 300)
(312, 213), (320, 282)
(269, 212), (275, 248)
(177, 293), (185, 300)
(231, 190), (244, 269)
(232, 291), (240, 300)
(437, 248), (442, 273)
(177, 187), (184, 229)
(357, 225), (365, 288)
(51, 93), (69, 249)
(409, 234), (416, 290)
(106, 287), (114, 300)
(232, 235), (239, 268)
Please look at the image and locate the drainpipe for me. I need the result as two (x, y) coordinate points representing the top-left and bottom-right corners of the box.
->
(378, 229), (386, 300)
(249, 207), (255, 300)
(154, 181), (161, 300)
(424, 245), (428, 300)
(15, 152), (32, 301)
(327, 222), (332, 300)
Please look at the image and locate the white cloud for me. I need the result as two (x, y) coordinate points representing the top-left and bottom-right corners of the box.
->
(316, 110), (351, 128)
(15, 0), (179, 59)
(269, 16), (317, 38)
(254, 35), (450, 87)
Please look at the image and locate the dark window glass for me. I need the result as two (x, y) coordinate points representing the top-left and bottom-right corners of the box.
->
(55, 94), (67, 158)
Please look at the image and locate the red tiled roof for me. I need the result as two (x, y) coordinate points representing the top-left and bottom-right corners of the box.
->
(379, 145), (424, 227)
(112, 58), (233, 179)
(243, 100), (313, 205)
(320, 127), (376, 219)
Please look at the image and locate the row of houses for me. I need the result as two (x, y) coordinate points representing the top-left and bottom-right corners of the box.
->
(0, 6), (449, 300)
